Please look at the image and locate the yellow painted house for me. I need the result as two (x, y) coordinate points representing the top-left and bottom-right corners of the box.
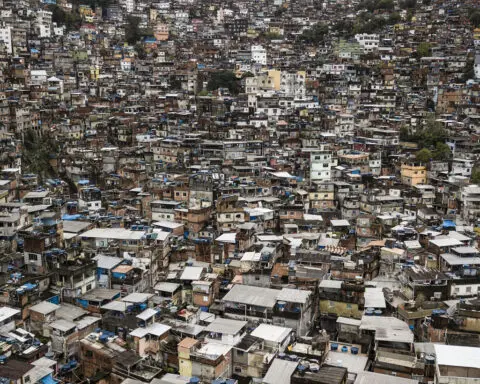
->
(319, 299), (363, 319)
(401, 163), (427, 186)
(267, 70), (281, 90)
(178, 337), (199, 377)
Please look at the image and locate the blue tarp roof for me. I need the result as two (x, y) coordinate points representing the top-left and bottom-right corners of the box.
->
(442, 220), (456, 228)
(41, 375), (56, 384)
(62, 214), (83, 221)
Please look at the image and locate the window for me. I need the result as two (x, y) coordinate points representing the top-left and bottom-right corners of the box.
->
(234, 367), (242, 373)
(237, 350), (244, 356)
(346, 304), (352, 309)
(85, 350), (93, 358)
(29, 254), (38, 261)
(466, 287), (472, 293)
(329, 301), (335, 308)
(455, 287), (460, 293)
(25, 377), (30, 383)
(86, 284), (92, 291)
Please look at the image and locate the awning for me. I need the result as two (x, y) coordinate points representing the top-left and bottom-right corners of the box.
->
(41, 375), (57, 384)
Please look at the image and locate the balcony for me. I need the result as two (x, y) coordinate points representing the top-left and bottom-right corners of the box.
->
(111, 274), (143, 286)
(273, 307), (302, 320)
(224, 306), (272, 319)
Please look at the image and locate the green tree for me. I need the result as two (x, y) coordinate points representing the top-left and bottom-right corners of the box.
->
(389, 12), (402, 24)
(432, 142), (451, 160)
(125, 16), (141, 44)
(462, 58), (475, 82)
(472, 167), (480, 184)
(421, 117), (448, 147)
(417, 42), (431, 58)
(469, 11), (480, 28)
(300, 23), (329, 44)
(22, 129), (59, 183)
(415, 148), (432, 163)
(400, 0), (417, 9)
(377, 0), (394, 10)
(400, 125), (410, 141)
(207, 71), (240, 95)
(50, 5), (66, 24)
(134, 43), (147, 59)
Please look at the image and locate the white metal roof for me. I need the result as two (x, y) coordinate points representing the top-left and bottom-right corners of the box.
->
(326, 350), (368, 374)
(136, 308), (158, 321)
(29, 301), (60, 315)
(360, 316), (413, 343)
(130, 322), (171, 338)
(250, 324), (292, 343)
(49, 319), (76, 332)
(215, 232), (237, 243)
(276, 288), (311, 304)
(180, 266), (203, 280)
(263, 358), (298, 384)
(354, 371), (418, 384)
(364, 287), (387, 309)
(152, 221), (184, 229)
(205, 318), (247, 335)
(101, 301), (128, 312)
(94, 255), (123, 270)
(331, 219), (350, 226)
(452, 246), (478, 254)
(435, 344), (480, 369)
(154, 282), (181, 293)
(337, 317), (362, 326)
(319, 280), (343, 289)
(0, 306), (20, 322)
(121, 292), (154, 303)
(196, 342), (232, 358)
(240, 251), (261, 262)
(403, 240), (422, 249)
(81, 228), (146, 240)
(222, 284), (278, 308)
(447, 231), (472, 242)
(429, 238), (463, 247)
(440, 253), (480, 266)
(76, 316), (100, 330)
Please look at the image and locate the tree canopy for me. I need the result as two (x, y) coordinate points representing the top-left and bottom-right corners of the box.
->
(22, 130), (59, 183)
(415, 148), (432, 163)
(471, 167), (480, 184)
(432, 142), (451, 161)
(125, 16), (142, 44)
(207, 71), (240, 95)
(299, 23), (329, 44)
(417, 42), (431, 58)
(469, 10), (480, 28)
(49, 5), (82, 31)
(402, 117), (449, 149)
